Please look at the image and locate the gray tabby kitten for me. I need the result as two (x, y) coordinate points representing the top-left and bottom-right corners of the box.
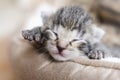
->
(22, 6), (110, 61)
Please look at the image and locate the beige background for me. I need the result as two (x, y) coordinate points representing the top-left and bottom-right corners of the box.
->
(0, 0), (23, 80)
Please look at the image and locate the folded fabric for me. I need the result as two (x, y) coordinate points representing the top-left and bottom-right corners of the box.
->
(10, 35), (120, 80)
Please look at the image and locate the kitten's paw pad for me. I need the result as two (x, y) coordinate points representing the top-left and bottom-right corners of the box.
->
(88, 50), (105, 59)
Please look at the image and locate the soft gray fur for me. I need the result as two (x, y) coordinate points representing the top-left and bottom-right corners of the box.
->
(22, 6), (111, 61)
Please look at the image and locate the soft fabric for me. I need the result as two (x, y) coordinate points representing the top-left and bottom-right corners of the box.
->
(10, 35), (120, 80)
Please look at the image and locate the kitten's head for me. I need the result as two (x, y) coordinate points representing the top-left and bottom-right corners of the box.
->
(44, 27), (89, 61)
(42, 6), (105, 61)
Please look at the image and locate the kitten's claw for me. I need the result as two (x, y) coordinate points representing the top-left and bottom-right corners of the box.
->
(88, 49), (105, 59)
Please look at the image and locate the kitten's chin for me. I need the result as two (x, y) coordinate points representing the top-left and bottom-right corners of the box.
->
(48, 49), (80, 61)
(46, 43), (82, 61)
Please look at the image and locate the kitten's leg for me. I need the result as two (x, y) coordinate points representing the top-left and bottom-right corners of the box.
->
(22, 27), (42, 42)
(87, 43), (111, 59)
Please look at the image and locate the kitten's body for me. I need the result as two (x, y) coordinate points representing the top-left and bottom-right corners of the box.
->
(22, 6), (111, 61)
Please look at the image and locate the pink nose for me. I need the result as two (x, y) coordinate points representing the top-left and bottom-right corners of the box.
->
(57, 41), (68, 52)
(57, 45), (66, 52)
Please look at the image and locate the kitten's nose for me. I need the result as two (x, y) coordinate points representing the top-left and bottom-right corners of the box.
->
(57, 45), (66, 52)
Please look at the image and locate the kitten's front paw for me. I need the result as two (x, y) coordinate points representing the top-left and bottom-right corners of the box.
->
(22, 30), (41, 42)
(88, 49), (105, 59)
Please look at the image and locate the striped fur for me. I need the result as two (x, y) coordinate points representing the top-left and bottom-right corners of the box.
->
(22, 6), (108, 61)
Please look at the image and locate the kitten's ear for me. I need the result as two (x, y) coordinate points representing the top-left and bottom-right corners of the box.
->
(45, 30), (56, 40)
(91, 25), (105, 41)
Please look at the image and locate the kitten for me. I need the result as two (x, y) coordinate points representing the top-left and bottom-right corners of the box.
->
(22, 6), (110, 61)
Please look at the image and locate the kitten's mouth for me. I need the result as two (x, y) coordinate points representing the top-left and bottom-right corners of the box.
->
(56, 50), (70, 58)
(57, 52), (64, 57)
(54, 49), (66, 57)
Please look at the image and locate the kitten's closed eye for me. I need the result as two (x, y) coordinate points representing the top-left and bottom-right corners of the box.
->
(45, 30), (57, 40)
(71, 39), (79, 42)
(71, 39), (87, 47)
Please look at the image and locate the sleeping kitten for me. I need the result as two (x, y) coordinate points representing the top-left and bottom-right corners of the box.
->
(22, 6), (110, 61)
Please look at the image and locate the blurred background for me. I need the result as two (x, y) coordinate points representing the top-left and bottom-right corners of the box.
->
(0, 0), (120, 80)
